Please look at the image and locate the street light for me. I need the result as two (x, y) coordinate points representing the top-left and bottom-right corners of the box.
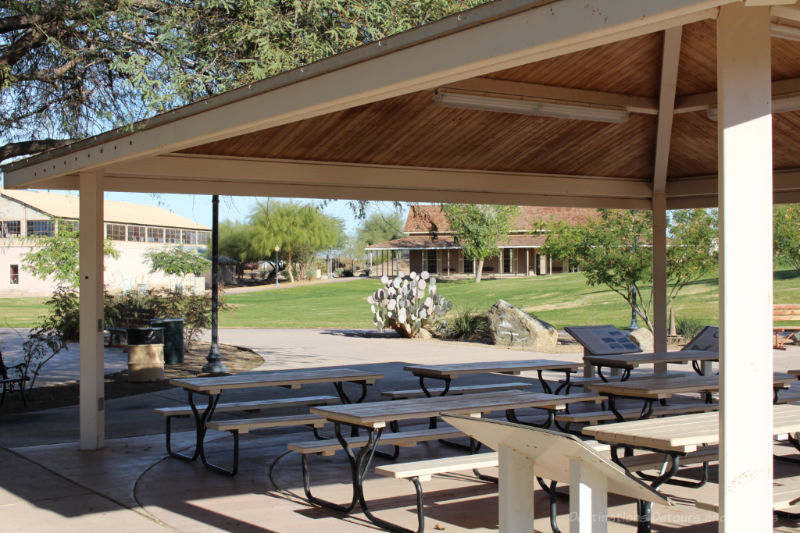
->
(274, 245), (280, 287)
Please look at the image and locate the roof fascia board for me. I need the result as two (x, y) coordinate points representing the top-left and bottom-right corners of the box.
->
(3, 0), (725, 190)
(99, 175), (651, 209)
(103, 154), (653, 200)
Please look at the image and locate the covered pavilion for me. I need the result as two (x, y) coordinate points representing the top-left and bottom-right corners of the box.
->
(3, 0), (799, 530)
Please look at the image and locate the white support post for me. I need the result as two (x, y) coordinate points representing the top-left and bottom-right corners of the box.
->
(717, 4), (773, 532)
(653, 193), (668, 368)
(79, 170), (105, 450)
(498, 445), (534, 533)
(569, 458), (608, 533)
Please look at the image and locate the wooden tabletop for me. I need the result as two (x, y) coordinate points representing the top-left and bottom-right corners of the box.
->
(789, 369), (800, 378)
(584, 350), (719, 369)
(311, 390), (594, 429)
(584, 373), (796, 400)
(403, 359), (582, 379)
(583, 403), (800, 453)
(170, 368), (384, 394)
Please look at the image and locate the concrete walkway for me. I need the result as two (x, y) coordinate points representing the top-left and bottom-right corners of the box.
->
(1, 329), (798, 532)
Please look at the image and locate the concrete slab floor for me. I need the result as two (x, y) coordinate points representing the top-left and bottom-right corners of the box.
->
(1, 328), (799, 532)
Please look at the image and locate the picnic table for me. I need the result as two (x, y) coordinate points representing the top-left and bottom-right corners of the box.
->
(403, 359), (582, 395)
(583, 404), (800, 532)
(584, 349), (719, 381)
(584, 373), (797, 421)
(168, 368), (383, 471)
(307, 390), (598, 533)
(564, 324), (642, 378)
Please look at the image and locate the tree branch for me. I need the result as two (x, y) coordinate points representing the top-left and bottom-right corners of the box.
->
(0, 139), (75, 163)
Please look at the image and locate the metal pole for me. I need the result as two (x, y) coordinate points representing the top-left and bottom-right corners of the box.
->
(203, 195), (226, 374)
(275, 246), (280, 287)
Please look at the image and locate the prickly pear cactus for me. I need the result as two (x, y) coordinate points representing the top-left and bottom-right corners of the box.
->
(366, 271), (451, 338)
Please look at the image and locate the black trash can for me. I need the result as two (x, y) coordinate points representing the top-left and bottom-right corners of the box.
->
(151, 318), (185, 364)
(126, 327), (163, 345)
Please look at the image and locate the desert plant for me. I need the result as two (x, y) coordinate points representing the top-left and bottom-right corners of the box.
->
(675, 315), (706, 340)
(445, 307), (490, 341)
(367, 271), (451, 338)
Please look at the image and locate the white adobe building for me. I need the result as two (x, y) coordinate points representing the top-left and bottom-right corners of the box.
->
(0, 188), (211, 296)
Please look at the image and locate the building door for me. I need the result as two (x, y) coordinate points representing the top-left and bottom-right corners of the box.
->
(427, 250), (438, 273)
(503, 249), (512, 273)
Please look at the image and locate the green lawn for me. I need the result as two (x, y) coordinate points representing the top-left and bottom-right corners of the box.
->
(4, 269), (800, 330)
(0, 297), (48, 328)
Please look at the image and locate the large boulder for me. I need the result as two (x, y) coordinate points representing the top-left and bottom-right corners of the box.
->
(628, 327), (654, 352)
(487, 299), (558, 349)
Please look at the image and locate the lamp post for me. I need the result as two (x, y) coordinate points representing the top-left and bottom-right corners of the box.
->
(274, 245), (280, 287)
(203, 194), (227, 374)
(628, 286), (640, 330)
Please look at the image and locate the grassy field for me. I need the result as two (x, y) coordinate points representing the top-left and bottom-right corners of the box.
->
(4, 269), (800, 330)
(0, 297), (48, 328)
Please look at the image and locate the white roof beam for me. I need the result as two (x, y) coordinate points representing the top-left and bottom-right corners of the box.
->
(104, 154), (653, 201)
(675, 76), (800, 113)
(3, 0), (725, 189)
(442, 78), (659, 115)
(653, 26), (683, 194)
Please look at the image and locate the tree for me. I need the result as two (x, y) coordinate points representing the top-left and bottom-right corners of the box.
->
(1, 1), (487, 163)
(774, 204), (800, 272)
(540, 208), (718, 331)
(249, 200), (343, 282)
(145, 247), (209, 288)
(356, 210), (405, 265)
(218, 220), (257, 265)
(22, 219), (119, 287)
(441, 204), (519, 282)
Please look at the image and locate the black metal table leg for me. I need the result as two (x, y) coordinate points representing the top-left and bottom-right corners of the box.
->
(168, 390), (219, 462)
(537, 370), (552, 393)
(554, 370), (572, 394)
(506, 407), (555, 429)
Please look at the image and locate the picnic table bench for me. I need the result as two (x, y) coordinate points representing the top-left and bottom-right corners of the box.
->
(0, 351), (29, 408)
(774, 304), (800, 349)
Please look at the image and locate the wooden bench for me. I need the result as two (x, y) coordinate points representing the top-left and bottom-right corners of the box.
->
(204, 413), (328, 476)
(558, 371), (684, 395)
(288, 426), (465, 457)
(555, 402), (719, 432)
(156, 395), (339, 475)
(774, 304), (800, 349)
(695, 474), (800, 517)
(0, 351), (29, 408)
(381, 381), (534, 400)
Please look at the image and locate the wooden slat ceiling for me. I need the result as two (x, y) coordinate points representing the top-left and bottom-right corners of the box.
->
(180, 19), (800, 186)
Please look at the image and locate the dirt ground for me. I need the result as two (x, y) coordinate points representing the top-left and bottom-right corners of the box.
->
(0, 343), (262, 415)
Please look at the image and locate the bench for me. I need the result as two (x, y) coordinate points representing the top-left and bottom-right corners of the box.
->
(555, 402), (719, 432)
(290, 425), (471, 512)
(156, 395), (339, 475)
(695, 474), (800, 517)
(204, 413), (328, 476)
(774, 304), (800, 349)
(557, 371), (684, 395)
(615, 445), (719, 489)
(0, 351), (29, 408)
(381, 381), (534, 400)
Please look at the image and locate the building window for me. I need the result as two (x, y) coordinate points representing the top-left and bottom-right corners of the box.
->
(426, 250), (438, 273)
(9, 264), (19, 285)
(127, 225), (146, 242)
(147, 227), (164, 243)
(165, 229), (180, 244)
(1, 221), (20, 236)
(197, 231), (210, 245)
(26, 220), (54, 236)
(463, 256), (473, 274)
(182, 230), (196, 245)
(106, 223), (126, 240)
(503, 249), (512, 274)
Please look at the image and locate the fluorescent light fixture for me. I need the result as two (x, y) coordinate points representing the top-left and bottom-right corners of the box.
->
(771, 23), (800, 42)
(707, 94), (800, 120)
(433, 90), (630, 123)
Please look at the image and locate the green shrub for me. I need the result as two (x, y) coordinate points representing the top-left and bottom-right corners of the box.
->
(445, 307), (490, 341)
(675, 315), (705, 340)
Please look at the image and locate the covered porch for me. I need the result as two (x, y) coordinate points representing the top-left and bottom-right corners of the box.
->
(4, 0), (800, 530)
